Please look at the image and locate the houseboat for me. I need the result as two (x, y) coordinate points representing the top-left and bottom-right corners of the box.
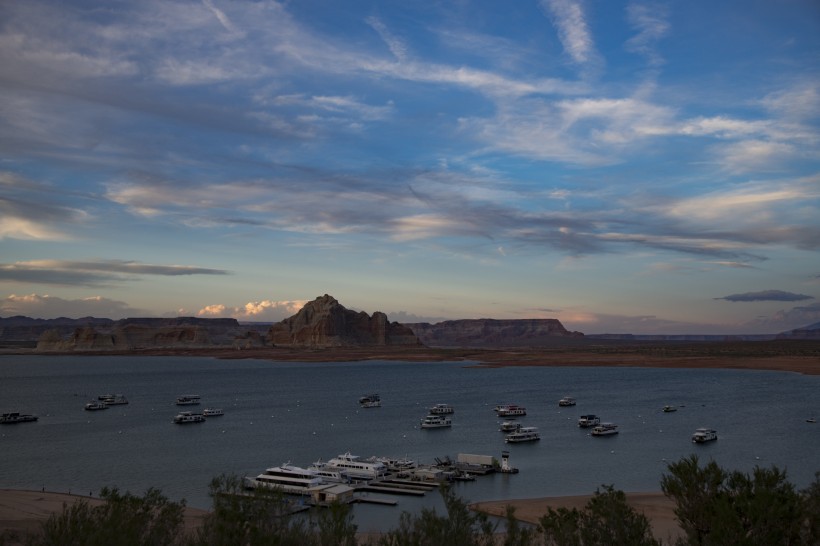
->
(420, 414), (452, 428)
(324, 452), (388, 480)
(0, 412), (38, 424)
(176, 395), (201, 406)
(591, 423), (619, 436)
(429, 403), (454, 414)
(173, 411), (205, 424)
(359, 394), (381, 408)
(84, 401), (109, 411)
(505, 426), (541, 443)
(496, 404), (527, 417)
(578, 414), (600, 428)
(558, 396), (576, 407)
(202, 408), (224, 417)
(691, 428), (718, 443)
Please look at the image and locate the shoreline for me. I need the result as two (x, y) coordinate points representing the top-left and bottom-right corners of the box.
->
(2, 341), (818, 375)
(470, 491), (683, 543)
(0, 489), (208, 544)
(0, 489), (683, 544)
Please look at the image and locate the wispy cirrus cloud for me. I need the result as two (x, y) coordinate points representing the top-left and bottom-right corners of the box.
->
(715, 290), (814, 303)
(540, 0), (599, 69)
(625, 2), (669, 66)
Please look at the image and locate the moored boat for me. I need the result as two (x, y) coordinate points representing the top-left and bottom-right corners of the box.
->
(505, 426), (540, 443)
(202, 408), (224, 417)
(84, 401), (109, 411)
(245, 463), (324, 494)
(323, 452), (388, 480)
(499, 421), (521, 432)
(359, 394), (381, 408)
(0, 412), (38, 424)
(662, 405), (678, 413)
(176, 395), (201, 406)
(98, 394), (128, 405)
(420, 414), (452, 428)
(496, 404), (527, 417)
(429, 403), (454, 414)
(558, 396), (576, 407)
(578, 414), (600, 428)
(591, 423), (619, 436)
(173, 411), (205, 424)
(691, 428), (718, 443)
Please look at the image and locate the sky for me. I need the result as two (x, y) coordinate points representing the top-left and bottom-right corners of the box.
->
(1, 0), (819, 335)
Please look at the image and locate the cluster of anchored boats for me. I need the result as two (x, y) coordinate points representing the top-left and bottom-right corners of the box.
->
(172, 395), (224, 423)
(493, 397), (721, 444)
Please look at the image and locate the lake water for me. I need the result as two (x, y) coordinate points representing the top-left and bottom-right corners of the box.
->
(1, 355), (818, 533)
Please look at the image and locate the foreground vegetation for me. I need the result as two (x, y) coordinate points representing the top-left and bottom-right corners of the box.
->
(3, 456), (818, 546)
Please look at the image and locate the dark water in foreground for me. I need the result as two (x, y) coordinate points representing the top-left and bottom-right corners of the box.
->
(1, 355), (818, 533)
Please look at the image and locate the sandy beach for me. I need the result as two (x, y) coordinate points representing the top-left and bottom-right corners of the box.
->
(0, 489), (208, 544)
(0, 488), (683, 544)
(470, 491), (683, 543)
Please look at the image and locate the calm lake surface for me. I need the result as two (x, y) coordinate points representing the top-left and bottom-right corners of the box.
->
(1, 355), (818, 533)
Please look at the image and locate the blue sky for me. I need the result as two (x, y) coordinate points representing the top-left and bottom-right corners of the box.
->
(1, 0), (819, 334)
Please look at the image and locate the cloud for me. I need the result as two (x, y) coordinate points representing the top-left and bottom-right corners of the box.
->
(0, 293), (148, 319)
(540, 0), (599, 68)
(625, 2), (669, 66)
(196, 299), (308, 322)
(0, 260), (228, 287)
(365, 16), (408, 62)
(740, 302), (820, 332)
(715, 290), (814, 303)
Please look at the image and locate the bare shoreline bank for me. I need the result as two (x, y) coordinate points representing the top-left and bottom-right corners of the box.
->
(2, 341), (819, 375)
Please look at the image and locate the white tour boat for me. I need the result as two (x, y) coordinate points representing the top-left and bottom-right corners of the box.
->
(173, 411), (205, 424)
(496, 404), (527, 417)
(245, 463), (324, 494)
(578, 414), (600, 428)
(499, 421), (521, 432)
(558, 396), (576, 407)
(84, 400), (109, 411)
(505, 426), (541, 443)
(0, 412), (38, 424)
(324, 452), (388, 480)
(691, 428), (718, 443)
(202, 408), (224, 417)
(308, 460), (351, 483)
(176, 395), (201, 406)
(359, 394), (381, 408)
(429, 403), (454, 414)
(420, 414), (452, 428)
(591, 423), (619, 436)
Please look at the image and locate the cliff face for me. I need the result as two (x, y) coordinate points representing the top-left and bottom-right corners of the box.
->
(407, 318), (584, 348)
(267, 294), (421, 347)
(33, 317), (263, 352)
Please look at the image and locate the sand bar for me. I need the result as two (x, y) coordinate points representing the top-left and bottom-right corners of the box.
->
(0, 489), (208, 544)
(470, 491), (683, 543)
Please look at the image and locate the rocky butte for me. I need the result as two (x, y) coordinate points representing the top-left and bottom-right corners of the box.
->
(266, 294), (420, 347)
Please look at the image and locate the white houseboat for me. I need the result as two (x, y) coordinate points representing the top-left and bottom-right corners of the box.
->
(591, 423), (619, 436)
(505, 426), (541, 443)
(578, 414), (600, 428)
(429, 403), (454, 414)
(173, 411), (205, 424)
(691, 428), (718, 443)
(84, 401), (109, 411)
(558, 396), (576, 407)
(202, 408), (224, 417)
(499, 421), (521, 432)
(496, 404), (527, 417)
(420, 414), (452, 428)
(176, 395), (201, 406)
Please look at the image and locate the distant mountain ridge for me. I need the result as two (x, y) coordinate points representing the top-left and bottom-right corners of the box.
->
(2, 298), (819, 350)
